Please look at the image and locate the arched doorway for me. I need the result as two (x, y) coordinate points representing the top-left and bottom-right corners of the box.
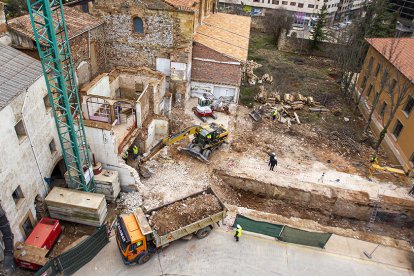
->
(48, 159), (67, 189)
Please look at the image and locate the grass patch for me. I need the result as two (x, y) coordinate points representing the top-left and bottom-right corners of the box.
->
(248, 33), (276, 58)
(240, 86), (257, 106)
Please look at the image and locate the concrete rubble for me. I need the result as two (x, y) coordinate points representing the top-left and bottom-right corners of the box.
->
(116, 192), (143, 213)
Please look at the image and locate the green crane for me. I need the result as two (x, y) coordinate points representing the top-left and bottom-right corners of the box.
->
(26, 0), (95, 192)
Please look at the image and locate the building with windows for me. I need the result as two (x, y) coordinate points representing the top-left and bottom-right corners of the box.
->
(355, 38), (414, 172)
(219, 0), (342, 24)
(335, 0), (365, 21)
(0, 44), (63, 245)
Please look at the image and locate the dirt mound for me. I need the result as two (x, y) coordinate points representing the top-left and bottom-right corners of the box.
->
(149, 193), (222, 236)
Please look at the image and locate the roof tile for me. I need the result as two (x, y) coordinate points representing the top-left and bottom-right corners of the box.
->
(194, 13), (251, 61)
(7, 7), (103, 42)
(0, 44), (43, 111)
(366, 38), (414, 82)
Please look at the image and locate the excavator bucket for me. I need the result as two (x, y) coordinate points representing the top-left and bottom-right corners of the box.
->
(179, 147), (210, 163)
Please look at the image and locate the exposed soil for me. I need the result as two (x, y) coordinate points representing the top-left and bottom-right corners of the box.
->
(234, 188), (413, 242)
(148, 193), (222, 236)
(237, 31), (410, 185)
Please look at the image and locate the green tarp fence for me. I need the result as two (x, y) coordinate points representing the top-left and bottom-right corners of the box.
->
(35, 225), (109, 276)
(233, 214), (284, 238)
(279, 226), (332, 249)
(233, 215), (332, 249)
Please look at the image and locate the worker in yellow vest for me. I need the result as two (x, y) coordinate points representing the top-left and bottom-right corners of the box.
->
(234, 224), (242, 242)
(272, 109), (279, 121)
(133, 145), (139, 160)
(122, 150), (128, 162)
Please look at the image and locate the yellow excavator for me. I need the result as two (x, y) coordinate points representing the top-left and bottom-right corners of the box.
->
(369, 157), (412, 177)
(138, 122), (228, 177)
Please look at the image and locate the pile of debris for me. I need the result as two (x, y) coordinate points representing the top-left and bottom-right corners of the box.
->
(242, 60), (273, 85)
(250, 92), (329, 125)
(116, 192), (143, 212)
(148, 193), (221, 236)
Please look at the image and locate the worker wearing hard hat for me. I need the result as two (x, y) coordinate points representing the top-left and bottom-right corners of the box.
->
(268, 152), (278, 171)
(234, 224), (242, 242)
(122, 150), (128, 162)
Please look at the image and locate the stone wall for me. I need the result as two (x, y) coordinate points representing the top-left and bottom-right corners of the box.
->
(278, 36), (346, 59)
(91, 0), (194, 69)
(0, 76), (62, 243)
(216, 170), (414, 225)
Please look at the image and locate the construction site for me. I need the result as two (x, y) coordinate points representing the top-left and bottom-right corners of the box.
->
(0, 0), (413, 275)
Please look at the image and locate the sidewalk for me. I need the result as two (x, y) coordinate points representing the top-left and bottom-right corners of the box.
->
(325, 235), (414, 270)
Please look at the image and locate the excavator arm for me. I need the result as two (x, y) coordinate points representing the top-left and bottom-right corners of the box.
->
(140, 125), (202, 164)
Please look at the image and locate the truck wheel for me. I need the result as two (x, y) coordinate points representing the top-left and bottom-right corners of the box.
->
(137, 252), (151, 265)
(202, 149), (212, 159)
(196, 226), (211, 239)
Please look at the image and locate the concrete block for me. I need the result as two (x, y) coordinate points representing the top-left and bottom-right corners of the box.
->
(45, 187), (107, 227)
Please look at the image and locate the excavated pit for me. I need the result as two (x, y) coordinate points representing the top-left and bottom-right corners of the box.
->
(215, 170), (414, 242)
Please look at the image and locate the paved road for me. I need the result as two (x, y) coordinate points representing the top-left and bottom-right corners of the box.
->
(76, 228), (413, 276)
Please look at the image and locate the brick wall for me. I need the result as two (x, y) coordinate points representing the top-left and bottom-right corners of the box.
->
(192, 43), (241, 87)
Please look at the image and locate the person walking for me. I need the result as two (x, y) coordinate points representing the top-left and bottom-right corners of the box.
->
(122, 150), (128, 162)
(132, 145), (139, 160)
(268, 152), (277, 171)
(234, 224), (242, 242)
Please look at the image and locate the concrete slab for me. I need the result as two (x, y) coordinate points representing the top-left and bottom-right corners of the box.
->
(45, 187), (105, 210)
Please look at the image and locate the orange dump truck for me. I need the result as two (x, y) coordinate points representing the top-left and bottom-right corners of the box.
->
(116, 188), (226, 265)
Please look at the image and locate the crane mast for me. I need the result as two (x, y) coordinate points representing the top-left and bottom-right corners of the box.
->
(26, 0), (95, 192)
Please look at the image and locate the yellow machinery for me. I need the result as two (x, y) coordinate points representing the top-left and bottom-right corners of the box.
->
(369, 159), (410, 177)
(138, 123), (228, 177)
(116, 189), (226, 265)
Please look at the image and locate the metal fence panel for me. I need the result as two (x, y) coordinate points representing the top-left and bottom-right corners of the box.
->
(35, 226), (109, 276)
(279, 226), (332, 248)
(233, 215), (284, 238)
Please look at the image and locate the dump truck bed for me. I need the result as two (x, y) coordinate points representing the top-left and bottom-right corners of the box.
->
(146, 188), (226, 248)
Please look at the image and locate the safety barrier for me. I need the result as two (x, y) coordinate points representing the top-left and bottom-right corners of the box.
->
(35, 225), (109, 276)
(233, 215), (332, 249)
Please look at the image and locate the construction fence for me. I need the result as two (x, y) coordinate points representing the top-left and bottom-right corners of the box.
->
(35, 225), (109, 276)
(233, 215), (332, 249)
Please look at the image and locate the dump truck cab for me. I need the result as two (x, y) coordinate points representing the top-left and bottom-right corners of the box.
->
(116, 213), (153, 265)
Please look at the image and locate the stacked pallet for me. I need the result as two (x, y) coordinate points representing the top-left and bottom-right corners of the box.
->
(45, 187), (107, 227)
(94, 169), (121, 202)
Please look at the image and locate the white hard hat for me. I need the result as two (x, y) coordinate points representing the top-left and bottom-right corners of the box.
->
(272, 152), (276, 156)
(237, 224), (241, 228)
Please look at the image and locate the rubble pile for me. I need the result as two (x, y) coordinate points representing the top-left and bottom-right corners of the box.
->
(242, 60), (273, 86)
(116, 192), (143, 212)
(251, 92), (330, 126)
(148, 193), (222, 236)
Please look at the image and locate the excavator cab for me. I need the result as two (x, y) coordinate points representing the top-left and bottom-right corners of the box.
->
(198, 96), (211, 107)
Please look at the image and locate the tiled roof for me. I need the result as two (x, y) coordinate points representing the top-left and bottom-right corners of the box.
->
(0, 44), (43, 111)
(194, 13), (251, 61)
(7, 7), (103, 42)
(164, 0), (199, 11)
(366, 38), (414, 82)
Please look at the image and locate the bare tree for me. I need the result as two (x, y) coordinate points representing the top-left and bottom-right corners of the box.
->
(375, 70), (412, 150)
(264, 9), (294, 45)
